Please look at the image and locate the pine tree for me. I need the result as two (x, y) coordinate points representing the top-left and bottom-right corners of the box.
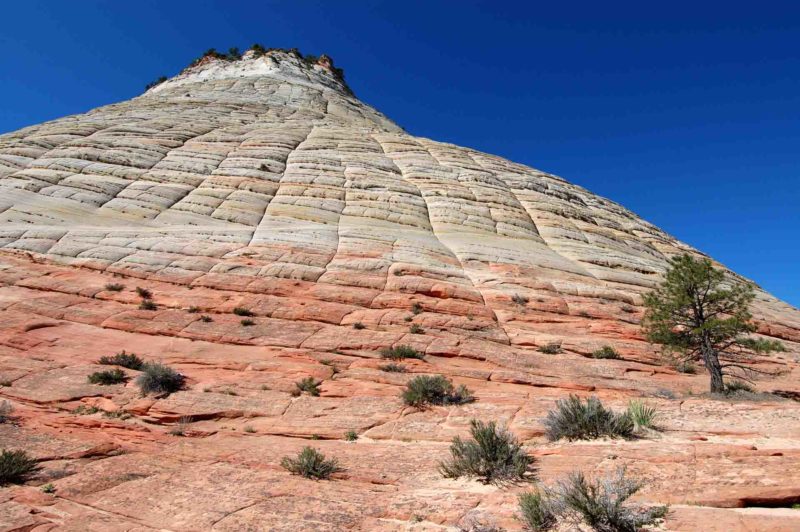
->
(643, 254), (784, 393)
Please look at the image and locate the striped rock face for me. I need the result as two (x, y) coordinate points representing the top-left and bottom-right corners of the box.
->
(0, 49), (798, 531)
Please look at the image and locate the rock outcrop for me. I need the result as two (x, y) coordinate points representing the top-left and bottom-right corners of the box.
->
(0, 48), (798, 530)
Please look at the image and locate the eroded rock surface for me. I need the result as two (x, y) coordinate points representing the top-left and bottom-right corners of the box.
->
(0, 48), (798, 531)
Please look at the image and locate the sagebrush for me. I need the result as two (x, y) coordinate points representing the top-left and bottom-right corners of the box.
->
(544, 395), (634, 441)
(402, 375), (473, 407)
(281, 446), (343, 479)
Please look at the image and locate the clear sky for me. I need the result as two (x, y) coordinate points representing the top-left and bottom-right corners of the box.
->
(1, 1), (798, 307)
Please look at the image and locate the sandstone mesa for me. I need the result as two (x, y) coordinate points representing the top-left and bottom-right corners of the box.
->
(0, 47), (798, 531)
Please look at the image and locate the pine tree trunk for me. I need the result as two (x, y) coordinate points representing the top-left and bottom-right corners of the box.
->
(701, 336), (725, 393)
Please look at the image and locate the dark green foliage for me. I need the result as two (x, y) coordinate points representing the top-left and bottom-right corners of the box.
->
(295, 377), (321, 397)
(643, 253), (784, 393)
(518, 490), (557, 531)
(543, 395), (634, 441)
(98, 351), (144, 370)
(233, 307), (254, 316)
(226, 47), (241, 60)
(353, 321), (365, 329)
(135, 287), (152, 299)
(187, 306), (200, 313)
(538, 343), (562, 355)
(139, 300), (157, 311)
(0, 449), (40, 485)
(281, 446), (343, 479)
(136, 363), (184, 395)
(409, 324), (424, 334)
(401, 375), (474, 407)
(440, 419), (535, 484)
(380, 345), (424, 360)
(240, 319), (255, 326)
(592, 346), (620, 360)
(144, 76), (167, 91)
(512, 294), (529, 305)
(379, 363), (407, 373)
(88, 368), (126, 385)
(250, 43), (267, 57)
(344, 430), (358, 441)
(105, 283), (124, 292)
(411, 302), (423, 315)
(199, 315), (213, 323)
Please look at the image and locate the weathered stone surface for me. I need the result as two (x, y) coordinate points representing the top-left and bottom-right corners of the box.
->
(0, 48), (798, 530)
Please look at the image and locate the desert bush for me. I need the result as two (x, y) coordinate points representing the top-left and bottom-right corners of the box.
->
(135, 287), (152, 299)
(724, 380), (755, 395)
(512, 294), (529, 305)
(411, 302), (423, 315)
(592, 346), (620, 360)
(379, 363), (407, 373)
(241, 318), (255, 326)
(627, 400), (658, 431)
(538, 343), (562, 355)
(105, 283), (124, 292)
(440, 419), (535, 484)
(169, 416), (192, 436)
(136, 363), (184, 395)
(98, 351), (144, 370)
(518, 489), (558, 531)
(295, 377), (321, 397)
(543, 395), (634, 441)
(280, 446), (343, 479)
(41, 482), (56, 493)
(0, 401), (12, 423)
(552, 468), (666, 531)
(410, 324), (425, 334)
(0, 449), (40, 485)
(381, 345), (424, 360)
(88, 368), (126, 385)
(344, 430), (358, 441)
(233, 307), (254, 316)
(188, 306), (200, 313)
(139, 300), (157, 311)
(200, 315), (213, 322)
(402, 375), (474, 407)
(353, 322), (365, 330)
(144, 76), (167, 90)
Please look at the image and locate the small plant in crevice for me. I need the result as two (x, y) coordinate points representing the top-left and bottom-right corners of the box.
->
(411, 302), (423, 315)
(280, 446), (344, 480)
(187, 306), (200, 313)
(592, 346), (620, 360)
(518, 489), (557, 531)
(627, 400), (659, 431)
(403, 315), (413, 322)
(294, 377), (321, 397)
(136, 363), (185, 396)
(344, 430), (358, 442)
(135, 287), (152, 299)
(440, 419), (536, 485)
(199, 315), (213, 322)
(538, 343), (562, 355)
(105, 283), (124, 292)
(380, 345), (424, 361)
(88, 368), (126, 385)
(169, 416), (193, 436)
(41, 482), (56, 494)
(352, 321), (365, 330)
(409, 324), (425, 334)
(98, 351), (145, 370)
(0, 401), (12, 424)
(71, 405), (101, 415)
(543, 395), (634, 441)
(233, 307), (254, 317)
(139, 300), (157, 311)
(379, 363), (407, 373)
(512, 293), (529, 305)
(0, 449), (40, 485)
(240, 318), (255, 326)
(401, 375), (474, 408)
(244, 425), (256, 433)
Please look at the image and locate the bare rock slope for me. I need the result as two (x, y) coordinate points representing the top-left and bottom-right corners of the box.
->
(0, 48), (798, 530)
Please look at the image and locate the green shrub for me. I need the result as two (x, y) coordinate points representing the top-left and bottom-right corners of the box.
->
(380, 345), (424, 360)
(139, 300), (157, 311)
(518, 489), (557, 531)
(233, 307), (254, 316)
(105, 283), (124, 292)
(592, 346), (620, 360)
(344, 430), (358, 442)
(411, 302), (423, 315)
(725, 380), (755, 395)
(41, 483), (56, 493)
(241, 319), (255, 326)
(169, 416), (192, 436)
(379, 363), (407, 373)
(538, 343), (562, 355)
(98, 351), (144, 370)
(0, 449), (40, 485)
(440, 419), (535, 484)
(295, 377), (321, 397)
(353, 322), (365, 330)
(188, 306), (200, 313)
(402, 375), (474, 407)
(0, 401), (12, 423)
(409, 324), (425, 334)
(135, 287), (152, 299)
(136, 363), (184, 395)
(627, 400), (658, 431)
(512, 294), (529, 305)
(543, 395), (634, 441)
(144, 76), (167, 90)
(88, 368), (126, 385)
(281, 446), (343, 479)
(200, 315), (213, 322)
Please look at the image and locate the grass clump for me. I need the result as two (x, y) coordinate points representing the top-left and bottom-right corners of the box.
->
(538, 343), (562, 355)
(294, 377), (321, 397)
(240, 318), (255, 326)
(187, 306), (200, 313)
(380, 345), (424, 361)
(518, 489), (557, 531)
(98, 351), (144, 370)
(0, 449), (40, 485)
(411, 302), (423, 315)
(169, 416), (192, 436)
(88, 368), (126, 385)
(233, 307), (254, 317)
(402, 375), (474, 408)
(352, 322), (365, 330)
(139, 300), (157, 311)
(627, 400), (658, 431)
(281, 446), (344, 479)
(543, 395), (634, 441)
(136, 363), (185, 395)
(41, 482), (56, 493)
(724, 380), (755, 395)
(379, 363), (407, 373)
(199, 315), (213, 322)
(409, 324), (425, 334)
(135, 287), (152, 299)
(592, 346), (621, 359)
(344, 430), (358, 442)
(105, 283), (124, 292)
(440, 419), (535, 484)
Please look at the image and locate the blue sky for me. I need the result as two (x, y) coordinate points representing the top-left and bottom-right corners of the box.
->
(1, 1), (798, 307)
